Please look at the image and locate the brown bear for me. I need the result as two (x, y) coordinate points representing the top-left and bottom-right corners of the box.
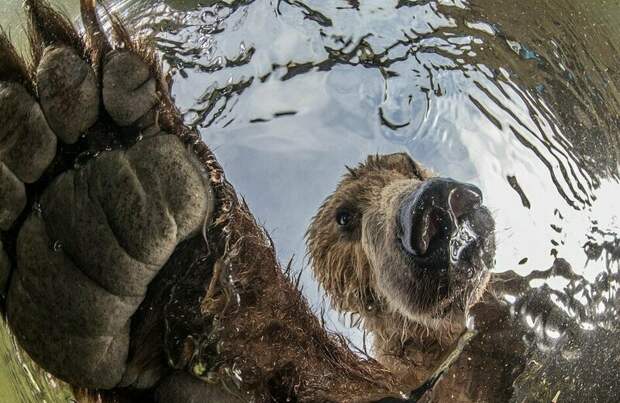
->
(307, 153), (527, 402)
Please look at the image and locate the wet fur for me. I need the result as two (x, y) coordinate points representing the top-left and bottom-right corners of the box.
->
(307, 154), (522, 400)
(307, 154), (486, 338)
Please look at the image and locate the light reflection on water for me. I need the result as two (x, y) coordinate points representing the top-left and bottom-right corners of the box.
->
(127, 0), (619, 330)
(135, 0), (620, 395)
(0, 0), (618, 400)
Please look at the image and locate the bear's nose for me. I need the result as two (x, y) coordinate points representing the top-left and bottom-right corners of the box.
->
(398, 178), (482, 257)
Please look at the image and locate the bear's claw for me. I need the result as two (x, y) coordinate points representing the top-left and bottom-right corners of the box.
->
(0, 0), (212, 390)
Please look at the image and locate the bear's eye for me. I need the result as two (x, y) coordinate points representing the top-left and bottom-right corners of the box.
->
(336, 209), (353, 227)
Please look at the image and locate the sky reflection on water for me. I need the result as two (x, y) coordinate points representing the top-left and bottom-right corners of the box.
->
(107, 0), (620, 350)
(0, 0), (618, 400)
(121, 0), (619, 300)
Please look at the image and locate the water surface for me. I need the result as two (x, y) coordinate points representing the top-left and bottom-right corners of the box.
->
(136, 0), (620, 340)
(0, 0), (618, 400)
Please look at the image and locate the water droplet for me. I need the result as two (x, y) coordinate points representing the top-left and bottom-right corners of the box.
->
(229, 364), (244, 386)
(52, 240), (63, 252)
(466, 267), (474, 279)
(32, 202), (42, 215)
(74, 150), (103, 169)
(206, 371), (218, 383)
(449, 220), (477, 263)
(465, 313), (476, 330)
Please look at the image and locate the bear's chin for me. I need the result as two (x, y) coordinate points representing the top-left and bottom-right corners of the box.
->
(393, 269), (490, 331)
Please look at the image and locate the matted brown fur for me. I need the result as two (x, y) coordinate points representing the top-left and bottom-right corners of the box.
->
(307, 154), (435, 320)
(24, 0), (85, 65)
(0, 28), (33, 91)
(190, 179), (406, 401)
(306, 155), (526, 401)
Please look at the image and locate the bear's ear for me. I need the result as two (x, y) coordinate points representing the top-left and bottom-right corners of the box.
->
(361, 153), (433, 180)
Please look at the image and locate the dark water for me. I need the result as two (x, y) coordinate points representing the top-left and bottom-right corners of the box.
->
(1, 0), (619, 400)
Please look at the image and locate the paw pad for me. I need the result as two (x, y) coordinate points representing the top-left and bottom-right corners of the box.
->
(0, 0), (212, 389)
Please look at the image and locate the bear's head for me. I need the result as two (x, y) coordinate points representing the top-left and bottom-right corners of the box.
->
(307, 153), (495, 331)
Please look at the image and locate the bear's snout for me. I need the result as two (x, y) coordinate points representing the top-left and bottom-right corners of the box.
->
(397, 177), (483, 258)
